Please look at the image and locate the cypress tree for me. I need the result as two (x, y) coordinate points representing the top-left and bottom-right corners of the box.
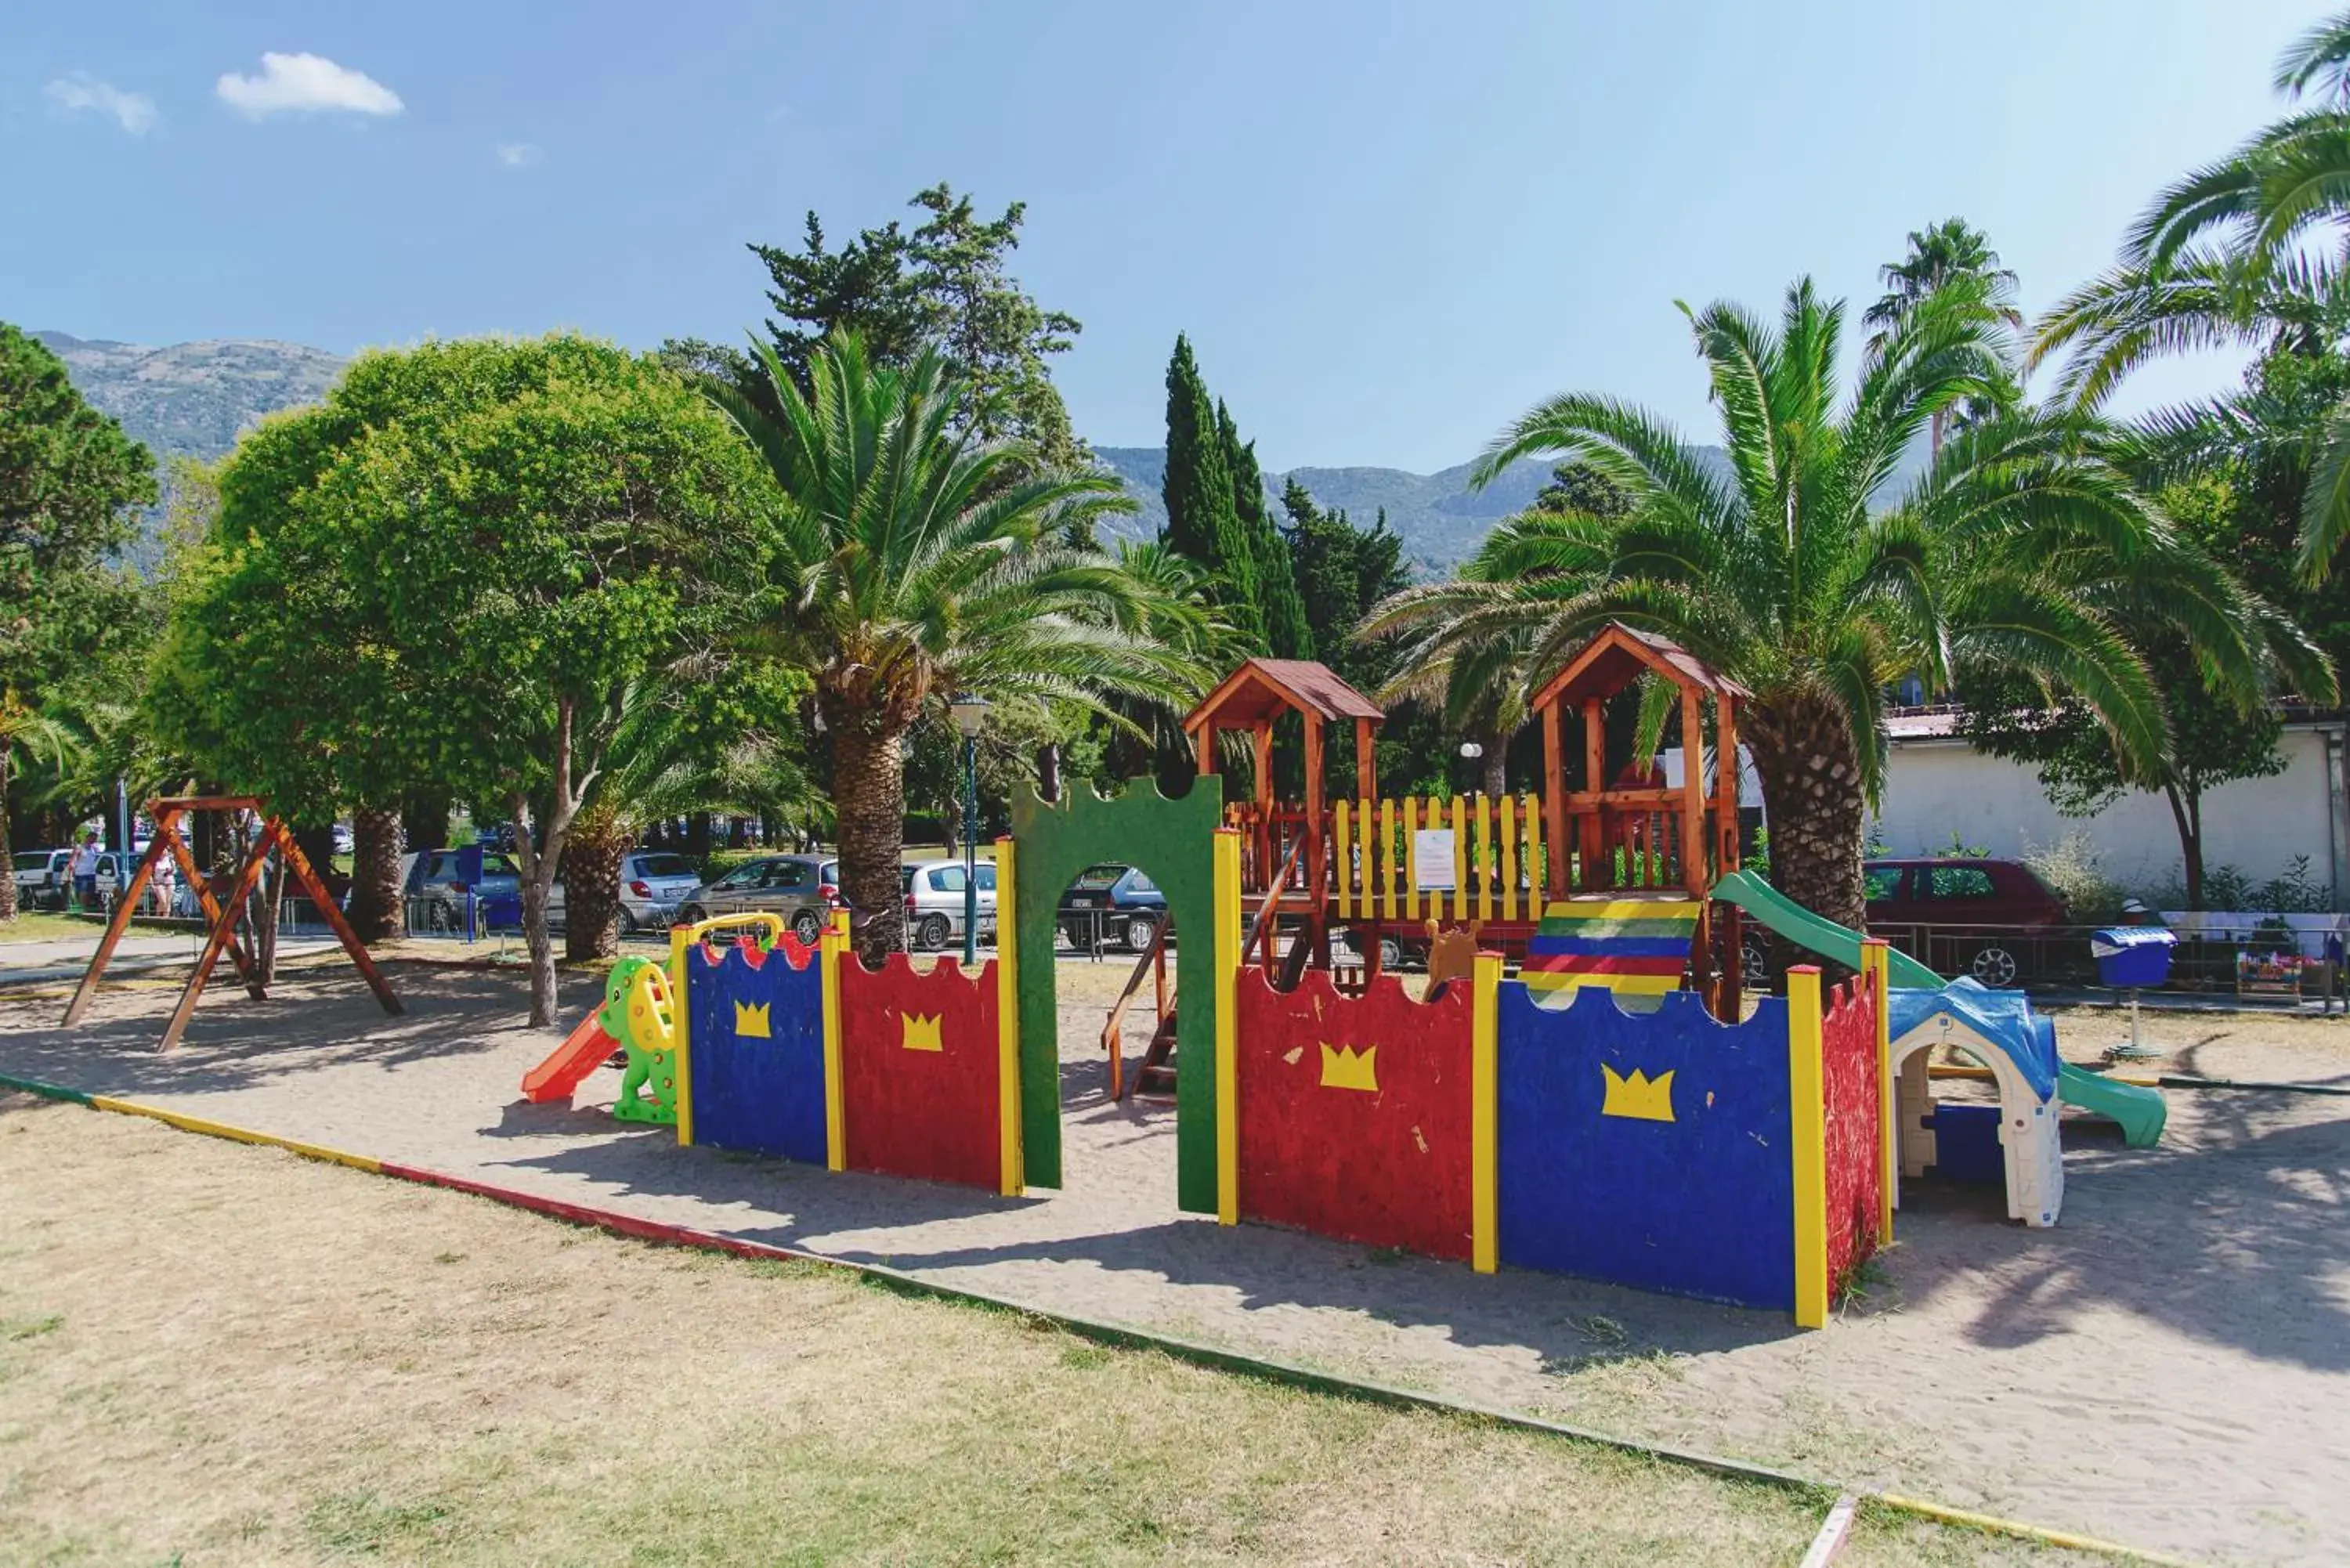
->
(1223, 406), (1311, 659)
(1162, 338), (1262, 643)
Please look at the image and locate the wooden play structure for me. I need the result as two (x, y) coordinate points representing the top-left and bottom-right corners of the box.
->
(60, 795), (402, 1051)
(1207, 626), (1752, 1019)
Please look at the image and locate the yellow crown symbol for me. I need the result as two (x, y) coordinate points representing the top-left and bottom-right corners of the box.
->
(1600, 1064), (1676, 1122)
(901, 1013), (944, 1053)
(733, 1000), (772, 1039)
(1318, 1042), (1379, 1093)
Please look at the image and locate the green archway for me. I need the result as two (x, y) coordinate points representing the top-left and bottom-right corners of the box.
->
(1010, 780), (1224, 1213)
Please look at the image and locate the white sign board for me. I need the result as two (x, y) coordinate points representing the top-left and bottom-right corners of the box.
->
(1412, 829), (1458, 891)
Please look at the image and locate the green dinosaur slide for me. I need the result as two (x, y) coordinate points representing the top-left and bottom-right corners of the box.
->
(1711, 869), (2167, 1147)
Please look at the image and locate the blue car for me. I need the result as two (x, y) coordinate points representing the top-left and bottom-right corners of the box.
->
(1058, 864), (1167, 952)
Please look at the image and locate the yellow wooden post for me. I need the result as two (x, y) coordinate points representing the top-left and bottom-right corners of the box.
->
(1451, 794), (1468, 921)
(1471, 950), (1501, 1274)
(670, 925), (696, 1147)
(1401, 796), (1420, 920)
(1380, 797), (1397, 923)
(1499, 794), (1519, 923)
(1475, 793), (1495, 925)
(820, 909), (848, 1172)
(1334, 798), (1352, 921)
(1864, 938), (1893, 1241)
(996, 837), (1023, 1197)
(1788, 964), (1828, 1329)
(1213, 829), (1242, 1227)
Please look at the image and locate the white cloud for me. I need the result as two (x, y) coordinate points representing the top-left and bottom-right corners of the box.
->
(45, 73), (157, 135)
(495, 142), (542, 169)
(215, 52), (403, 118)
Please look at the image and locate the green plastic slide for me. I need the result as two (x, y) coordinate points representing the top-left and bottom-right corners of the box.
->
(1710, 869), (2168, 1147)
(1712, 869), (1945, 988)
(2054, 1062), (2168, 1147)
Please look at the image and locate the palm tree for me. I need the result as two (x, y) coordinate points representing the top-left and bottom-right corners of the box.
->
(1864, 219), (2023, 458)
(1418, 277), (2321, 931)
(1365, 524), (1552, 797)
(2054, 9), (2350, 576)
(710, 332), (1204, 957)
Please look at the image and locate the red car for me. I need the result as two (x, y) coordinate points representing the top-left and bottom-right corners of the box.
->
(1863, 858), (2070, 987)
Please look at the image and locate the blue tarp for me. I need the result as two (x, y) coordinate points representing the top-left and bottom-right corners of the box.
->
(1886, 977), (2061, 1104)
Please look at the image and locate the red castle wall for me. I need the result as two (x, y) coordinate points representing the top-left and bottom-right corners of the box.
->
(837, 953), (1000, 1191)
(1819, 974), (1884, 1293)
(1233, 966), (1474, 1260)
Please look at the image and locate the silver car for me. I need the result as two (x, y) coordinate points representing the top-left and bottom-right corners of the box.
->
(675, 854), (842, 946)
(547, 849), (702, 935)
(902, 859), (996, 951)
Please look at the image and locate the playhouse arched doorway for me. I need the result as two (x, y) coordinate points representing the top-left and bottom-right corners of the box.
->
(1008, 780), (1227, 1213)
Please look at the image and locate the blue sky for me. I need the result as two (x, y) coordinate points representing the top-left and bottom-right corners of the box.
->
(2, 2), (2326, 471)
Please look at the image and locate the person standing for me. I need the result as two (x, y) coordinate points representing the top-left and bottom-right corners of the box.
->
(67, 831), (102, 912)
(150, 853), (177, 919)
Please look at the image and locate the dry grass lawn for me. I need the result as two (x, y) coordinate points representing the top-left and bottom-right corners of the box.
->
(0, 1093), (2085, 1566)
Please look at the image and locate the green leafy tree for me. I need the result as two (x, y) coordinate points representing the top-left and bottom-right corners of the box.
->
(163, 336), (766, 1022)
(1961, 476), (2297, 907)
(1389, 276), (2326, 930)
(1532, 462), (1632, 518)
(708, 332), (1202, 959)
(0, 323), (156, 907)
(716, 184), (1085, 468)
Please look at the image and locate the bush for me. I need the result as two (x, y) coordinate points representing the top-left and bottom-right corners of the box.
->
(2145, 854), (2333, 913)
(2022, 833), (2127, 923)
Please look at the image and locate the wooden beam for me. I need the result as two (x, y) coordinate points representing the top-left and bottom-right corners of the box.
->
(1541, 700), (1567, 898)
(1302, 715), (1329, 964)
(265, 818), (403, 1019)
(1716, 693), (1742, 873)
(1580, 699), (1606, 891)
(157, 822), (280, 1052)
(1679, 687), (1707, 897)
(1354, 717), (1376, 800)
(60, 814), (176, 1027)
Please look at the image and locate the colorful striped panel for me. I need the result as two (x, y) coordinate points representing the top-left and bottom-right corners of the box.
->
(1522, 953), (1687, 977)
(1527, 899), (1696, 995)
(1526, 934), (1694, 959)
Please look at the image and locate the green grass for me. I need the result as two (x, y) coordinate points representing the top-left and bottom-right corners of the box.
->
(0, 910), (111, 943)
(0, 1098), (2106, 1568)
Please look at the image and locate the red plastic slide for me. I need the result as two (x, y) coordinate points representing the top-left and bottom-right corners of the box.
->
(522, 1013), (620, 1104)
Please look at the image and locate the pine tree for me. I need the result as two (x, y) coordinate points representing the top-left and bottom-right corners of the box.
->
(1221, 403), (1312, 659)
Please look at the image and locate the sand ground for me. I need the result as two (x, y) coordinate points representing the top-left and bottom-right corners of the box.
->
(2, 955), (2346, 1563)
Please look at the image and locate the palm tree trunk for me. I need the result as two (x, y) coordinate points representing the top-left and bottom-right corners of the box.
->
(830, 718), (909, 963)
(562, 796), (630, 960)
(1745, 697), (1870, 934)
(1481, 736), (1507, 798)
(347, 805), (403, 942)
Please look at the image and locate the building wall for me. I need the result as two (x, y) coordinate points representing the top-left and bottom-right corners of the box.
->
(1863, 726), (2346, 905)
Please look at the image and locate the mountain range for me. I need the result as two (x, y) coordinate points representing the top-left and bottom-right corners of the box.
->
(39, 331), (1879, 573)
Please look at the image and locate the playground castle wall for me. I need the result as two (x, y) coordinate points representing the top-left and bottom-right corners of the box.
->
(540, 825), (1887, 1328)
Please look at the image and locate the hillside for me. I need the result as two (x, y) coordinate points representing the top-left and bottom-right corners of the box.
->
(1091, 446), (1560, 573)
(38, 332), (1916, 576)
(35, 331), (348, 464)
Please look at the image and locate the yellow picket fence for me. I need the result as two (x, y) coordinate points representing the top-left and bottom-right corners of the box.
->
(1331, 794), (1546, 924)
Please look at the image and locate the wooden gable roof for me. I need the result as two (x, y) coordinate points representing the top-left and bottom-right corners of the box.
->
(1180, 657), (1386, 734)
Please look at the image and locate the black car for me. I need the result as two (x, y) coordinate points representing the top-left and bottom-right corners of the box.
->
(1058, 864), (1168, 952)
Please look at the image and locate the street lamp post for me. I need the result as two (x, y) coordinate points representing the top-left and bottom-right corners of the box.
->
(1459, 739), (1484, 796)
(949, 693), (991, 964)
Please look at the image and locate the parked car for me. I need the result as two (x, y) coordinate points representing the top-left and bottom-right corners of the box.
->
(12, 848), (70, 911)
(403, 847), (528, 933)
(90, 850), (145, 906)
(546, 850), (703, 935)
(1863, 857), (2070, 987)
(902, 859), (996, 951)
(1058, 864), (1167, 953)
(331, 822), (356, 855)
(674, 854), (843, 945)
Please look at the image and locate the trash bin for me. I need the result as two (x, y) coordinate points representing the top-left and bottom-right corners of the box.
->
(2091, 927), (2175, 988)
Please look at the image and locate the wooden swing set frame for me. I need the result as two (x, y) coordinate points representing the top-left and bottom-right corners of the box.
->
(60, 795), (403, 1052)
